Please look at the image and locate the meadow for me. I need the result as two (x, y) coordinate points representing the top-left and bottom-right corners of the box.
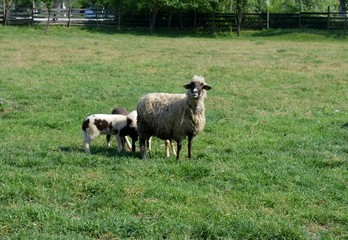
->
(0, 26), (347, 239)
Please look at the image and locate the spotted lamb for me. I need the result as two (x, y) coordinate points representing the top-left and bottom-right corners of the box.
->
(82, 110), (138, 154)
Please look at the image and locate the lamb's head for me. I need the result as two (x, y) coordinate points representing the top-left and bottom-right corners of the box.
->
(184, 75), (211, 99)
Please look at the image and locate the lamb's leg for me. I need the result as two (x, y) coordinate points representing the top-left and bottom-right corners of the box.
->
(84, 141), (91, 154)
(82, 131), (92, 154)
(131, 138), (136, 152)
(125, 136), (132, 150)
(165, 140), (170, 158)
(106, 135), (112, 147)
(147, 137), (152, 158)
(171, 141), (176, 156)
(147, 137), (152, 151)
(115, 135), (122, 153)
(176, 141), (182, 160)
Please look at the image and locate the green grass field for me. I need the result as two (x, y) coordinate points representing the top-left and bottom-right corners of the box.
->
(0, 26), (347, 239)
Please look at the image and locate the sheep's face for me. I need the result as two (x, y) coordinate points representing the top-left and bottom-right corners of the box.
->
(184, 81), (211, 99)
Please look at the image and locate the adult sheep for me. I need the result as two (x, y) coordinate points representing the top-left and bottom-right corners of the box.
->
(136, 75), (212, 160)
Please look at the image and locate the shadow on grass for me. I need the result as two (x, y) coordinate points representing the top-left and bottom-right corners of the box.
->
(79, 26), (215, 38)
(60, 145), (141, 159)
(251, 28), (347, 40)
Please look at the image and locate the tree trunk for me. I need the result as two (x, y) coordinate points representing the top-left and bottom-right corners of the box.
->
(149, 8), (158, 34)
(117, 6), (121, 29)
(45, 8), (51, 33)
(237, 13), (242, 36)
(193, 10), (197, 30)
(167, 11), (172, 29)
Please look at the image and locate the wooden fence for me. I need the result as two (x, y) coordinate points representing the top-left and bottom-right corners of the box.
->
(1, 7), (347, 31)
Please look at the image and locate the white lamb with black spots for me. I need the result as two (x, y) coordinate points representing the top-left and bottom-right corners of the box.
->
(82, 110), (138, 154)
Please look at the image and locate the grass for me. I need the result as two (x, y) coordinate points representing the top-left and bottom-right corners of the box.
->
(0, 26), (347, 239)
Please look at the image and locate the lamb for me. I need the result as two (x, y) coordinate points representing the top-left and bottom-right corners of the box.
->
(82, 110), (138, 154)
(106, 107), (132, 151)
(136, 75), (212, 160)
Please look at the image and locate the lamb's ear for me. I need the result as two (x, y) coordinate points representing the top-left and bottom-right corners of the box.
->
(203, 85), (212, 90)
(127, 117), (132, 126)
(183, 84), (191, 89)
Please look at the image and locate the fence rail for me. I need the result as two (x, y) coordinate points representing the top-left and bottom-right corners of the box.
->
(1, 7), (347, 31)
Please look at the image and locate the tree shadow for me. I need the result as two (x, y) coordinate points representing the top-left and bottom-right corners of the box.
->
(79, 26), (215, 38)
(251, 28), (347, 40)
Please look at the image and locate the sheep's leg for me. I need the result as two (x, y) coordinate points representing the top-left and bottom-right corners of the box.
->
(140, 138), (147, 160)
(176, 141), (182, 160)
(188, 134), (194, 159)
(106, 135), (112, 147)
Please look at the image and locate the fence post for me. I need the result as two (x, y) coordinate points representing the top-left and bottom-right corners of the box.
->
(327, 6), (330, 29)
(31, 7), (35, 25)
(345, 12), (347, 33)
(67, 7), (71, 27)
(299, 12), (301, 28)
(96, 5), (99, 27)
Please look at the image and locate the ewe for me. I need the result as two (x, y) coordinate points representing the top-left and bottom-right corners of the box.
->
(137, 75), (211, 160)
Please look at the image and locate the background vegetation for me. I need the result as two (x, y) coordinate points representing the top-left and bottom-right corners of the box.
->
(0, 26), (348, 239)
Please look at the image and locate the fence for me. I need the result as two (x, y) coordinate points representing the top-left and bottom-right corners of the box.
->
(1, 7), (347, 31)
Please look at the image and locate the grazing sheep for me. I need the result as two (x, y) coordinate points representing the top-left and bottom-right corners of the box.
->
(82, 111), (138, 154)
(137, 75), (211, 160)
(106, 107), (132, 150)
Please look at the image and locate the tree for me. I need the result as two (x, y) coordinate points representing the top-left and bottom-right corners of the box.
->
(340, 0), (348, 11)
(42, 0), (54, 32)
(1, 0), (14, 25)
(109, 0), (131, 29)
(234, 0), (247, 36)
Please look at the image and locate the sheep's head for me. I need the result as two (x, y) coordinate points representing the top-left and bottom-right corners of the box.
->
(184, 75), (211, 99)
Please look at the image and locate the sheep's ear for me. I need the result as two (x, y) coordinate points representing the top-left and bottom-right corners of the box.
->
(184, 84), (191, 89)
(203, 85), (212, 91)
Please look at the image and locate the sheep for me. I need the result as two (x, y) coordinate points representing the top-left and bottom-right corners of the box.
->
(136, 75), (212, 160)
(106, 107), (132, 151)
(82, 110), (138, 154)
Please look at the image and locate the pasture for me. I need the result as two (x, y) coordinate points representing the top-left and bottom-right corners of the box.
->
(0, 26), (347, 239)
